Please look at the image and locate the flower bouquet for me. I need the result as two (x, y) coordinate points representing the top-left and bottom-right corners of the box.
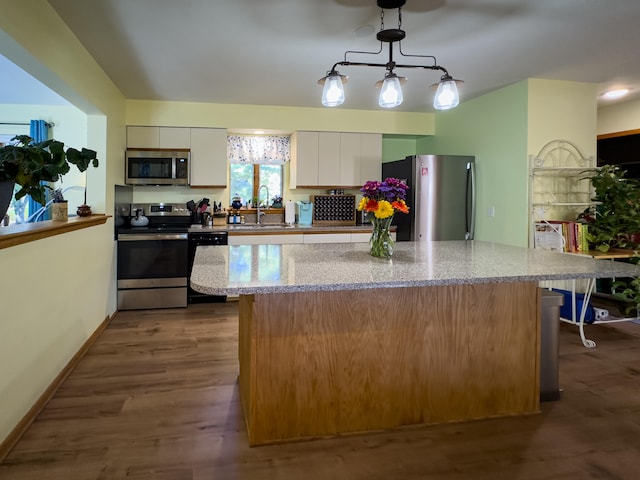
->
(358, 178), (409, 258)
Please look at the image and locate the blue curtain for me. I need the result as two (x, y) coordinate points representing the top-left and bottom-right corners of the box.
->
(28, 120), (50, 221)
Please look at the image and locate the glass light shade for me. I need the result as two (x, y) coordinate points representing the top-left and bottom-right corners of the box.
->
(433, 80), (460, 110)
(378, 75), (403, 108)
(321, 74), (345, 107)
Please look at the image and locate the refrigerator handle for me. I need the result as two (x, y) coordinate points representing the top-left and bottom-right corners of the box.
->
(466, 162), (476, 240)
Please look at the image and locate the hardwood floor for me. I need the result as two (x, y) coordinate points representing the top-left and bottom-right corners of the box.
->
(1, 302), (640, 479)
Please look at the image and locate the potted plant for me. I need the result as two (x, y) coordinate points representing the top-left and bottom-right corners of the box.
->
(271, 195), (283, 208)
(51, 188), (68, 221)
(578, 165), (640, 252)
(76, 187), (92, 217)
(611, 269), (640, 316)
(577, 165), (640, 315)
(0, 135), (99, 220)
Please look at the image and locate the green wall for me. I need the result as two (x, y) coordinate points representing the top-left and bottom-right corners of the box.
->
(417, 81), (530, 246)
(381, 135), (422, 163)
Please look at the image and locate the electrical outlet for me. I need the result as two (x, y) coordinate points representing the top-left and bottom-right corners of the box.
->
(487, 206), (495, 217)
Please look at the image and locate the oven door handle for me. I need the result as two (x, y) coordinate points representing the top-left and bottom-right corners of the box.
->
(118, 233), (188, 241)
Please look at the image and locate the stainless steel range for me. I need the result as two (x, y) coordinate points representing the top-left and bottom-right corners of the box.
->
(117, 203), (191, 310)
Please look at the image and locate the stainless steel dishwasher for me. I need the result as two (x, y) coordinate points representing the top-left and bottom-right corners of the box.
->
(188, 231), (228, 303)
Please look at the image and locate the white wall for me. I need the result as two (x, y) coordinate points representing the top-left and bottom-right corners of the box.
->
(0, 0), (126, 449)
(0, 224), (114, 439)
(597, 97), (640, 135)
(528, 79), (597, 159)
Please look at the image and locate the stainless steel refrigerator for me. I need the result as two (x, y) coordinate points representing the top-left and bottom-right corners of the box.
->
(382, 155), (476, 241)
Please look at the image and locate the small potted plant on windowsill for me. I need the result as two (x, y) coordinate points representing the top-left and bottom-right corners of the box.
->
(51, 188), (68, 221)
(76, 186), (92, 217)
(271, 195), (283, 208)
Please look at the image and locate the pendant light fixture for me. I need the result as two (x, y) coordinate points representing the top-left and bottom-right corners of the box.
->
(376, 72), (406, 108)
(321, 71), (347, 107)
(318, 0), (462, 111)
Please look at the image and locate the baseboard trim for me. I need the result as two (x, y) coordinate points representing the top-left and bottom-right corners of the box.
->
(0, 312), (115, 462)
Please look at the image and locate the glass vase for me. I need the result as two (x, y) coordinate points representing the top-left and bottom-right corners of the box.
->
(370, 215), (394, 258)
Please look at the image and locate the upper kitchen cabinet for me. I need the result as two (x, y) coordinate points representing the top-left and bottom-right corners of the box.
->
(290, 131), (381, 188)
(338, 133), (361, 186)
(160, 128), (191, 148)
(126, 126), (191, 149)
(127, 126), (159, 148)
(317, 132), (341, 186)
(360, 133), (383, 183)
(190, 128), (227, 187)
(290, 131), (318, 188)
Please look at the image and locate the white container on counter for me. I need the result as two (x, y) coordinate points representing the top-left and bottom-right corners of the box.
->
(285, 200), (296, 225)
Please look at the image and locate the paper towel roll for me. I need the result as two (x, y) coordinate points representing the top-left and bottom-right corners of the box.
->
(285, 200), (296, 225)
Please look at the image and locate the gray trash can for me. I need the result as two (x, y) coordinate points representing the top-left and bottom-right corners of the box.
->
(539, 289), (564, 401)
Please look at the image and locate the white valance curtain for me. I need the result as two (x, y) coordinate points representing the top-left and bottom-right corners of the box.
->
(227, 135), (290, 164)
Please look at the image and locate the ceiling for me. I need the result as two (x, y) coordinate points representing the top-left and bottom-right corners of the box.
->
(4, 0), (640, 112)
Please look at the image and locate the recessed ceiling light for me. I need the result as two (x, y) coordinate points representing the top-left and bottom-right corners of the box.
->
(602, 88), (630, 100)
(354, 25), (375, 38)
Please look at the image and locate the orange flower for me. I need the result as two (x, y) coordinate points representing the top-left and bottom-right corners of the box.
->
(392, 199), (409, 214)
(364, 199), (378, 212)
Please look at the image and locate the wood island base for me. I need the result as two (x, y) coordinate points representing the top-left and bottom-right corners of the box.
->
(238, 282), (541, 446)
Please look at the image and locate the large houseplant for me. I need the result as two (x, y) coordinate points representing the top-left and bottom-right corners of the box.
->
(0, 135), (99, 220)
(579, 164), (640, 252)
(578, 164), (640, 314)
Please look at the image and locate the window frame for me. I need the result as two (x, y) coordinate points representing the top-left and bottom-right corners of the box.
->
(229, 163), (283, 207)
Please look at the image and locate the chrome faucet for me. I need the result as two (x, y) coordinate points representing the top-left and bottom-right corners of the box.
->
(256, 184), (270, 225)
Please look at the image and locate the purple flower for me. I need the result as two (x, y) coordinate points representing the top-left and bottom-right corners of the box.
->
(360, 177), (408, 202)
(361, 180), (383, 197)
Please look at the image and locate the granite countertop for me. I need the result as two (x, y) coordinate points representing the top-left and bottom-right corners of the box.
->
(190, 240), (640, 295)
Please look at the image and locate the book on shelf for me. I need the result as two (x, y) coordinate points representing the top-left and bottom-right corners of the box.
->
(534, 221), (589, 253)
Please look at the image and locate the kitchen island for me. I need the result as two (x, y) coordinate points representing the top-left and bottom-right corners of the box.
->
(191, 241), (640, 446)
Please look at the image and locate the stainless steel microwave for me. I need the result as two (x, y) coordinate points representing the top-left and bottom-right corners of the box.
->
(125, 149), (190, 185)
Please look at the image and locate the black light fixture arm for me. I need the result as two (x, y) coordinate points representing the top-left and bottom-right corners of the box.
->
(328, 37), (449, 75)
(329, 60), (450, 77)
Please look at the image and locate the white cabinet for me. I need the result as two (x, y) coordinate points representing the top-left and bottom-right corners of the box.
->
(159, 127), (190, 149)
(126, 126), (190, 149)
(290, 131), (382, 188)
(360, 134), (383, 183)
(228, 231), (391, 245)
(190, 128), (227, 187)
(338, 133), (361, 187)
(341, 132), (382, 185)
(350, 232), (395, 242)
(350, 233), (372, 243)
(228, 234), (304, 245)
(303, 233), (351, 244)
(127, 126), (159, 148)
(290, 131), (318, 188)
(317, 132), (341, 186)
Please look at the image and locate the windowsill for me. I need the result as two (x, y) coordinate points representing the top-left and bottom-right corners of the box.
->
(0, 214), (110, 250)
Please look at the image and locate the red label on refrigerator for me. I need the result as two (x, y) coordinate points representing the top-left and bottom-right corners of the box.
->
(421, 167), (428, 176)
